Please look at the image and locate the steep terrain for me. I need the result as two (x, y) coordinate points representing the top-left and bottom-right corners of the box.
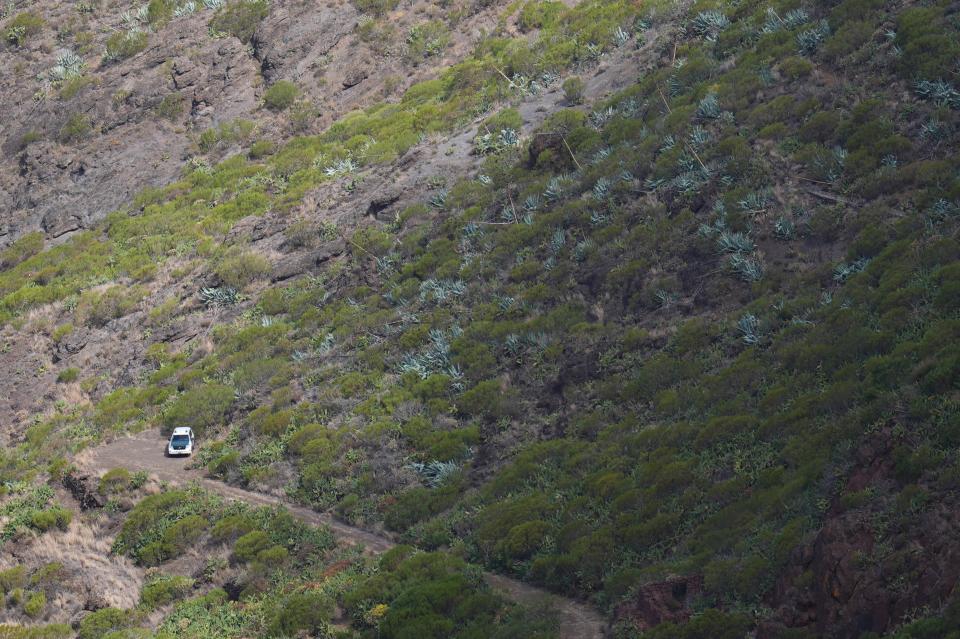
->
(0, 0), (959, 637)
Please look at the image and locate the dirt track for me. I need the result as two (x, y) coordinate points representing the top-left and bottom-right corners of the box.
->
(76, 429), (606, 639)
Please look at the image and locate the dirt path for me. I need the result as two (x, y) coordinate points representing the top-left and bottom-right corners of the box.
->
(76, 429), (607, 639)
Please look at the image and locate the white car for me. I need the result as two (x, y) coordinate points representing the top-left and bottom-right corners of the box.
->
(167, 427), (195, 457)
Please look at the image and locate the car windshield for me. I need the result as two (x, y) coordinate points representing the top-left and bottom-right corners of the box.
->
(171, 435), (190, 447)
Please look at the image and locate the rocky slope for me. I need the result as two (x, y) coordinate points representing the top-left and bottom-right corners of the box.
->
(0, 0), (958, 637)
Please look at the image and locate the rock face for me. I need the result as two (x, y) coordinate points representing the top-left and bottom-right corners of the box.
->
(761, 432), (960, 638)
(0, 0), (507, 248)
(613, 575), (705, 631)
(63, 472), (106, 510)
(252, 3), (357, 84)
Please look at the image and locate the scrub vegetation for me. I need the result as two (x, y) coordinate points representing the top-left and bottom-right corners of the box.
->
(0, 0), (958, 636)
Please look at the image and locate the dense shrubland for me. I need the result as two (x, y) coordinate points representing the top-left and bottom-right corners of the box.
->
(0, 0), (958, 636)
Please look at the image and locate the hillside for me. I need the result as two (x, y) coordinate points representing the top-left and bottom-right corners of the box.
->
(0, 0), (958, 637)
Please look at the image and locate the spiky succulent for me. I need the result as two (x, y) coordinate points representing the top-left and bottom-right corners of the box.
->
(200, 286), (240, 307)
(697, 93), (721, 119)
(717, 231), (755, 254)
(691, 10), (730, 42)
(737, 313), (762, 344)
(408, 460), (460, 488)
(796, 21), (831, 55)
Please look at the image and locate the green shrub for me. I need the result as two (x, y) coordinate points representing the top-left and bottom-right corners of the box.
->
(98, 468), (132, 495)
(104, 30), (148, 62)
(155, 93), (187, 120)
(248, 139), (275, 159)
(23, 590), (46, 618)
(351, 0), (399, 15)
(267, 591), (333, 637)
(0, 566), (27, 593)
(29, 507), (72, 532)
(233, 530), (271, 562)
(215, 249), (271, 289)
(210, 0), (269, 42)
(161, 383), (234, 435)
(5, 12), (44, 47)
(0, 232), (44, 268)
(140, 574), (194, 608)
(263, 80), (299, 111)
(56, 368), (80, 383)
(157, 515), (205, 554)
(779, 56), (813, 80)
(404, 20), (449, 63)
(147, 0), (177, 26)
(78, 608), (132, 639)
(58, 113), (92, 143)
(75, 286), (142, 326)
(562, 76), (585, 104)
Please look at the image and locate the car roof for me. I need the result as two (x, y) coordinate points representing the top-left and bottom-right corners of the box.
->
(171, 427), (193, 435)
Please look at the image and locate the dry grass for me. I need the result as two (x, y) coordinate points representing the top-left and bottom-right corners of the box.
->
(0, 519), (143, 623)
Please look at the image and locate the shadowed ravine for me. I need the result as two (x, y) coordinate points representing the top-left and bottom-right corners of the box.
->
(77, 429), (606, 639)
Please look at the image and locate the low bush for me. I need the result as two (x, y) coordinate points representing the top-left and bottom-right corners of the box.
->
(104, 30), (148, 62)
(161, 384), (234, 435)
(77, 608), (132, 639)
(215, 249), (271, 290)
(5, 12), (44, 47)
(210, 0), (269, 43)
(58, 113), (92, 143)
(98, 468), (132, 495)
(140, 574), (194, 608)
(29, 507), (72, 532)
(267, 591), (332, 637)
(263, 80), (299, 111)
(562, 76), (585, 104)
(351, 0), (399, 15)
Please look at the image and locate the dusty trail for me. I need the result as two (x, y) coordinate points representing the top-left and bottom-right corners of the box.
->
(76, 429), (607, 639)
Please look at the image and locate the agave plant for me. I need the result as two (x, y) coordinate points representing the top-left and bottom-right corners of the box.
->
(408, 460), (460, 488)
(774, 216), (796, 240)
(738, 189), (772, 213)
(544, 176), (565, 202)
(697, 93), (721, 119)
(592, 177), (612, 200)
(914, 79), (960, 109)
(589, 107), (616, 129)
(574, 240), (594, 262)
(48, 50), (86, 83)
(200, 286), (240, 307)
(737, 313), (762, 344)
(550, 228), (566, 253)
(428, 189), (448, 209)
(174, 1), (197, 16)
(323, 158), (357, 178)
(927, 199), (958, 224)
(419, 278), (466, 303)
(655, 289), (678, 308)
(462, 222), (483, 238)
(691, 10), (730, 42)
(590, 210), (609, 226)
(761, 7), (809, 34)
(729, 253), (764, 282)
(613, 25), (631, 47)
(833, 258), (870, 282)
(796, 20), (831, 55)
(591, 146), (613, 165)
(523, 194), (543, 213)
(717, 231), (755, 254)
(688, 126), (710, 148)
